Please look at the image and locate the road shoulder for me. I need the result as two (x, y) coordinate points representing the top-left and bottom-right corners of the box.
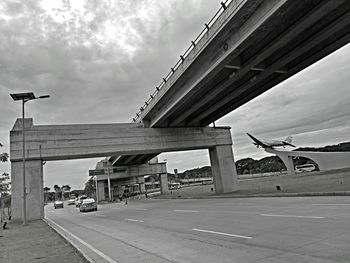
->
(0, 219), (89, 263)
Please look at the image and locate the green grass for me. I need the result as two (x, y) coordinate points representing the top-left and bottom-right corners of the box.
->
(160, 168), (350, 198)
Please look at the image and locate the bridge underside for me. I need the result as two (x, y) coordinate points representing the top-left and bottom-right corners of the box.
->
(110, 153), (159, 166)
(139, 0), (350, 128)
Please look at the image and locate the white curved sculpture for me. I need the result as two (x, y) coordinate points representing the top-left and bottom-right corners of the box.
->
(265, 148), (350, 175)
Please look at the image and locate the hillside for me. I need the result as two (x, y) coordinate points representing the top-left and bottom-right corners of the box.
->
(295, 141), (350, 152)
(167, 141), (350, 178)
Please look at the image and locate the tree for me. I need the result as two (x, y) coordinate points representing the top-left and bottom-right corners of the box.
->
(0, 153), (9, 162)
(0, 142), (10, 226)
(83, 178), (96, 198)
(53, 184), (61, 200)
(0, 143), (10, 193)
(0, 173), (10, 192)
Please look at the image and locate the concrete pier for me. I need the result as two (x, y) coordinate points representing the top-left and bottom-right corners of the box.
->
(209, 145), (237, 194)
(159, 173), (170, 195)
(11, 160), (44, 221)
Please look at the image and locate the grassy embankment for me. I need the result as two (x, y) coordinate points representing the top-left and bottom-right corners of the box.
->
(160, 168), (350, 198)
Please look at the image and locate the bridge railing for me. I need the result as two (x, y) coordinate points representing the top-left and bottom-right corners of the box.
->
(132, 0), (234, 123)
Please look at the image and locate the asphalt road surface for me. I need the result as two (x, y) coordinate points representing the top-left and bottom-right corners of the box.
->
(45, 197), (350, 263)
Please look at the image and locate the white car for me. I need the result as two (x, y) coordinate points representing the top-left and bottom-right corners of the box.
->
(295, 164), (317, 172)
(79, 198), (97, 212)
(54, 200), (64, 209)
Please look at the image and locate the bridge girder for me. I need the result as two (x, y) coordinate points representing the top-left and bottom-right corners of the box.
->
(138, 0), (350, 128)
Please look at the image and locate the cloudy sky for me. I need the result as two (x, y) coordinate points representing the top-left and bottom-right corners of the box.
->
(1, 0), (349, 190)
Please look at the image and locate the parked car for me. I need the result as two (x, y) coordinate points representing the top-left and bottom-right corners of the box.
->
(75, 195), (87, 207)
(295, 164), (317, 173)
(54, 200), (64, 209)
(79, 198), (97, 212)
(67, 198), (76, 205)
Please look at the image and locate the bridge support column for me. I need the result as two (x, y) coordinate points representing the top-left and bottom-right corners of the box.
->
(107, 174), (112, 202)
(209, 145), (237, 194)
(159, 173), (169, 194)
(11, 160), (44, 222)
(97, 181), (105, 202)
(137, 176), (146, 193)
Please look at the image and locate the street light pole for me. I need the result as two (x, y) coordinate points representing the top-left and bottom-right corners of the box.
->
(10, 92), (50, 225)
(22, 98), (26, 225)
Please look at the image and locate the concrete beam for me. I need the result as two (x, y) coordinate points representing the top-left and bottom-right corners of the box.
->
(203, 31), (350, 126)
(224, 65), (287, 74)
(188, 4), (350, 126)
(10, 119), (232, 161)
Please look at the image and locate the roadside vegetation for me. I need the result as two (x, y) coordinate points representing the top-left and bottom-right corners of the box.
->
(44, 177), (96, 203)
(0, 142), (11, 228)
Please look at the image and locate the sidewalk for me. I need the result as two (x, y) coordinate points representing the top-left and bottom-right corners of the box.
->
(0, 220), (88, 263)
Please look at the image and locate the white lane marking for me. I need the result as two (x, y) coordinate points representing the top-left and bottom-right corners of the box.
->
(192, 228), (252, 240)
(260, 214), (325, 219)
(132, 208), (148, 211)
(125, 218), (144, 223)
(96, 214), (106, 217)
(174, 210), (199, 213)
(44, 217), (119, 263)
(312, 204), (350, 206)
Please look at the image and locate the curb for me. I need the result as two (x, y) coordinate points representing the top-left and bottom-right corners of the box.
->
(154, 191), (350, 199)
(43, 218), (93, 263)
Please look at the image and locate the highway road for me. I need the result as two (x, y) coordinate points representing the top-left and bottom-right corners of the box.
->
(45, 197), (350, 263)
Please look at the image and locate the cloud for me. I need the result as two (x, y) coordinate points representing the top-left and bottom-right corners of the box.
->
(1, 0), (227, 187)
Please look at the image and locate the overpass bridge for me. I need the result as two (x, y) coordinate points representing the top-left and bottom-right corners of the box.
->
(134, 0), (350, 128)
(10, 0), (350, 221)
(112, 0), (350, 170)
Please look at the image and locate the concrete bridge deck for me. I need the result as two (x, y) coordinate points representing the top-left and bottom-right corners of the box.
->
(116, 0), (350, 166)
(136, 0), (350, 128)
